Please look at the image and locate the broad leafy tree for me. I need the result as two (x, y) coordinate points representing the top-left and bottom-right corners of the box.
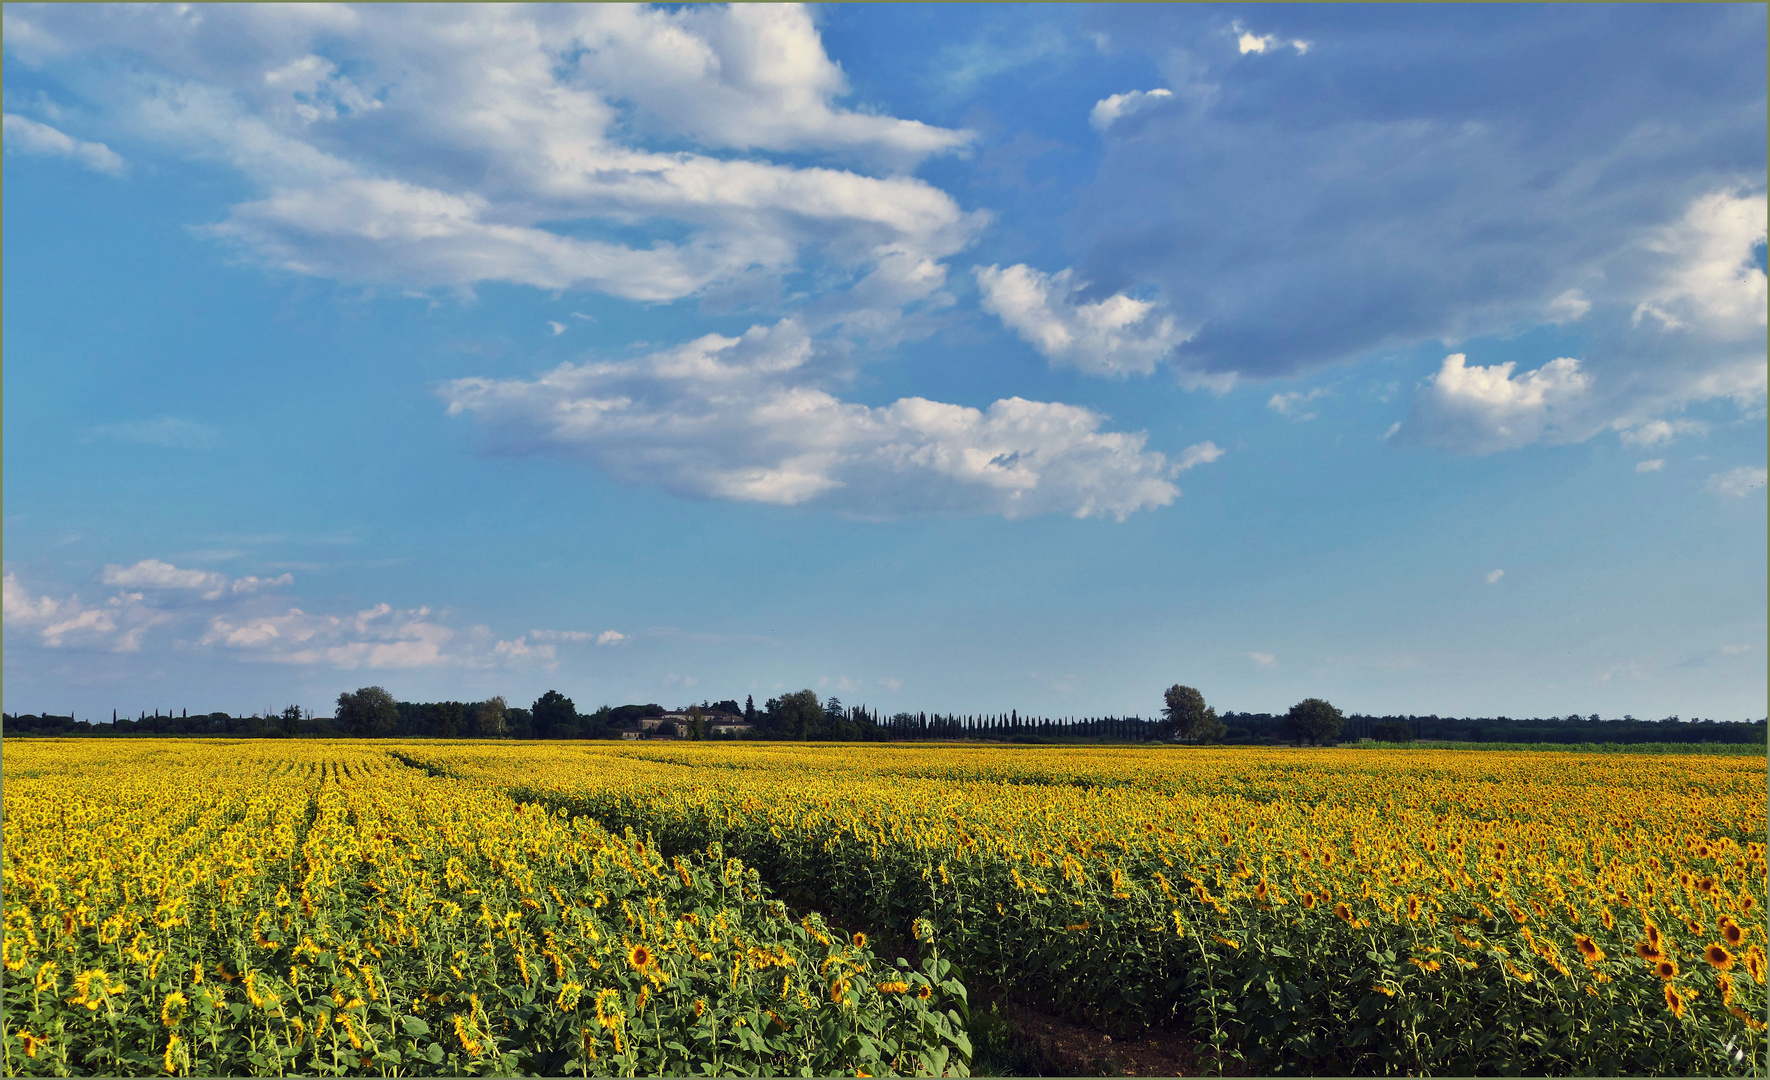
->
(336, 686), (399, 737)
(531, 690), (577, 739)
(1284, 698), (1345, 745)
(1162, 684), (1227, 743)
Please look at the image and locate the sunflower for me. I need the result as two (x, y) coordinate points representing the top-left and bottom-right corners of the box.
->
(1573, 935), (1604, 965)
(1747, 946), (1768, 985)
(1697, 876), (1716, 894)
(556, 982), (583, 1010)
(1333, 902), (1355, 924)
(693, 998), (707, 1017)
(876, 981), (909, 994)
(916, 984), (932, 1000)
(1707, 944), (1737, 971)
(1406, 895), (1421, 921)
(851, 932), (867, 949)
(160, 991), (189, 1028)
(1663, 982), (1686, 1019)
(1301, 892), (1317, 909)
(19, 1032), (40, 1060)
(627, 944), (653, 971)
(162, 1033), (182, 1074)
(594, 988), (624, 1031)
(1653, 957), (1679, 980)
(1720, 918), (1745, 947)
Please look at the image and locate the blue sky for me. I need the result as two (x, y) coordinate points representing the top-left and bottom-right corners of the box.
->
(4, 3), (1765, 723)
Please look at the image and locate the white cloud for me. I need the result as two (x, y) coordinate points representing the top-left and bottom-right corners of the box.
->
(1485, 569), (1505, 584)
(1406, 353), (1591, 454)
(1705, 466), (1767, 498)
(99, 559), (291, 601)
(1635, 459), (1665, 473)
(1174, 442), (1224, 471)
(1619, 418), (1708, 448)
(5, 562), (537, 670)
(974, 264), (1192, 379)
(2, 112), (124, 173)
(3, 572), (167, 652)
(548, 321), (567, 336)
(491, 636), (558, 670)
(1403, 190), (1766, 455)
(1089, 88), (1172, 131)
(877, 676), (903, 692)
(1247, 651), (1276, 667)
(596, 630), (628, 645)
(1632, 190), (1767, 340)
(443, 319), (1187, 521)
(1267, 387), (1329, 420)
(1721, 644), (1754, 655)
(1545, 289), (1591, 323)
(83, 417), (221, 449)
(3, 5), (978, 325)
(530, 629), (593, 642)
(1232, 23), (1309, 55)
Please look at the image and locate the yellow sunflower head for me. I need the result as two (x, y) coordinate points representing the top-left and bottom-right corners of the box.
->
(627, 944), (653, 971)
(1706, 944), (1736, 971)
(1663, 982), (1686, 1019)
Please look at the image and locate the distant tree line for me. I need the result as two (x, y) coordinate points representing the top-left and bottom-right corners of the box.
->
(7, 689), (1763, 747)
(1218, 710), (1769, 746)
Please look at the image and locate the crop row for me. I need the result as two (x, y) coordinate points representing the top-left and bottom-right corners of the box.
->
(407, 741), (1770, 1076)
(1, 742), (971, 1077)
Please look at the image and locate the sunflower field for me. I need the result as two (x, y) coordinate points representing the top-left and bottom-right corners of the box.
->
(416, 741), (1768, 1076)
(3, 741), (1764, 1076)
(0, 743), (971, 1077)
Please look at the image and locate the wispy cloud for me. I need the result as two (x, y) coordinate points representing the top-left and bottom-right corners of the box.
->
(83, 417), (220, 449)
(3, 112), (124, 174)
(1705, 465), (1767, 497)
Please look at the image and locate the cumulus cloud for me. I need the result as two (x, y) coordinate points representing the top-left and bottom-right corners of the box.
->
(1232, 23), (1309, 56)
(1485, 569), (1505, 584)
(443, 319), (1191, 520)
(1067, 6), (1764, 422)
(4, 572), (166, 652)
(1247, 651), (1276, 667)
(1174, 442), (1225, 470)
(596, 630), (628, 645)
(1089, 88), (1172, 131)
(1705, 466), (1768, 497)
(99, 559), (291, 601)
(1405, 353), (1592, 454)
(974, 264), (1192, 379)
(5, 563), (544, 669)
(3, 4), (979, 323)
(2, 112), (124, 173)
(1635, 459), (1665, 473)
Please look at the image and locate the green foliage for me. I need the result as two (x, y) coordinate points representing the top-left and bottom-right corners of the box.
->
(532, 691), (578, 740)
(1371, 721), (1415, 743)
(336, 687), (399, 737)
(1283, 698), (1345, 746)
